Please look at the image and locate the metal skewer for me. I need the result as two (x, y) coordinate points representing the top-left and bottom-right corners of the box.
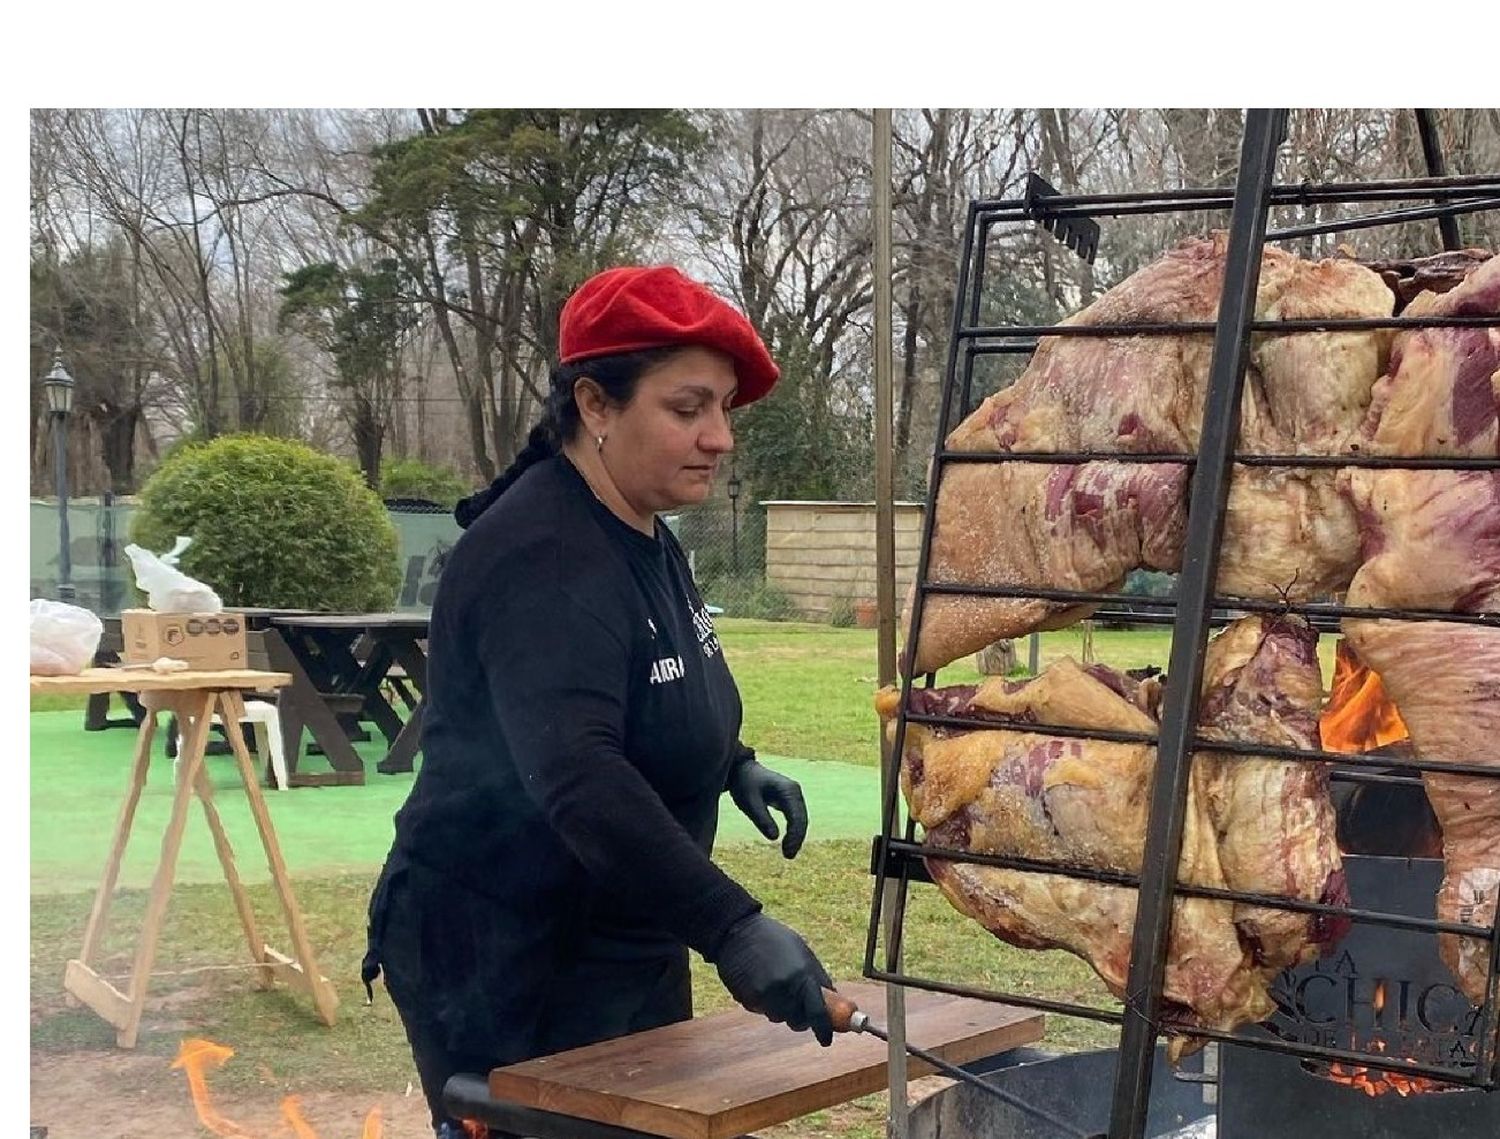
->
(824, 990), (1105, 1139)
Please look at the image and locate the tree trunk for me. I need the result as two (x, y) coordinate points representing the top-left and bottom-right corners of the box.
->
(351, 404), (383, 489)
(466, 389), (494, 480)
(410, 216), (493, 480)
(95, 407), (140, 493)
(975, 639), (1018, 676)
(897, 288), (920, 458)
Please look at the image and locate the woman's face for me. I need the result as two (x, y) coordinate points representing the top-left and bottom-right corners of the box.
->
(591, 346), (739, 515)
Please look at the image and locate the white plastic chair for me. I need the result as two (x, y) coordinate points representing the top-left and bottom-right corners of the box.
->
(173, 698), (289, 791)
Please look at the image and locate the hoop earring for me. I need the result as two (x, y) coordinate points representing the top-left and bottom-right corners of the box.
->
(595, 434), (606, 453)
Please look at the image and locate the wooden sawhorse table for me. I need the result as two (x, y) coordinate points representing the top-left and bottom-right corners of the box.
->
(31, 666), (340, 1048)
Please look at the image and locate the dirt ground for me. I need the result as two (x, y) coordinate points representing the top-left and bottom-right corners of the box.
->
(30, 1049), (955, 1139)
(30, 1049), (435, 1139)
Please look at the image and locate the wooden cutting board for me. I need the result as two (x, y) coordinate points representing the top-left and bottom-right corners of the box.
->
(488, 981), (1045, 1139)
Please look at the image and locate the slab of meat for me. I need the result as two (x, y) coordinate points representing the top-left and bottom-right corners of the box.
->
(1195, 615), (1346, 969)
(1339, 254), (1500, 1001)
(920, 461), (1187, 666)
(1357, 248), (1496, 312)
(879, 615), (1346, 1051)
(907, 233), (1392, 674)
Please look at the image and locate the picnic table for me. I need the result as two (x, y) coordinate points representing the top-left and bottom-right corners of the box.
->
(82, 609), (429, 786)
(263, 612), (430, 784)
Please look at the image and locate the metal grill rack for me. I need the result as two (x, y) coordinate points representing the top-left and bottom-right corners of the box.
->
(864, 108), (1500, 1139)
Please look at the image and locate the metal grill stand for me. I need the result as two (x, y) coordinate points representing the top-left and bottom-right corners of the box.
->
(866, 108), (1500, 1139)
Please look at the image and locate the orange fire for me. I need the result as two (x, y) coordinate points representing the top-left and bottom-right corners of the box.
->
(172, 1038), (384, 1138)
(1320, 640), (1410, 754)
(1322, 1037), (1452, 1098)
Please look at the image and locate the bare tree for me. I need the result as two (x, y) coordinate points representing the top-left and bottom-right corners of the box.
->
(887, 108), (1029, 491)
(678, 109), (878, 498)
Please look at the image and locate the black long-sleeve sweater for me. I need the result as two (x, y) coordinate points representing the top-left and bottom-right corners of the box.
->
(388, 455), (761, 972)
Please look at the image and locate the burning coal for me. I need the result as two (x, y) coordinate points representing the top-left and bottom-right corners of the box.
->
(1315, 983), (1461, 1098)
(1322, 1041), (1454, 1098)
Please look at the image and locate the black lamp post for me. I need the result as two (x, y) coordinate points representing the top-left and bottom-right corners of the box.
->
(726, 465), (742, 574)
(42, 356), (76, 603)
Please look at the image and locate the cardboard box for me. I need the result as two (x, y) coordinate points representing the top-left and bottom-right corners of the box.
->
(121, 609), (248, 670)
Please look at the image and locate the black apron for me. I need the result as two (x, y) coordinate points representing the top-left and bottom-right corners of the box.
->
(364, 851), (692, 1067)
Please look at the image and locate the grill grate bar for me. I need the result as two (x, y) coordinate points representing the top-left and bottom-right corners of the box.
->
(935, 449), (1500, 469)
(903, 709), (1500, 779)
(956, 314), (1500, 339)
(915, 581), (1500, 627)
(967, 172), (1500, 214)
(1182, 1026), (1483, 1085)
(1266, 195), (1500, 242)
(894, 840), (1495, 939)
(864, 966), (1489, 1088)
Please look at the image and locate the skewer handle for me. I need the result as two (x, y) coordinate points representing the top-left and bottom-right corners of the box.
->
(822, 988), (867, 1033)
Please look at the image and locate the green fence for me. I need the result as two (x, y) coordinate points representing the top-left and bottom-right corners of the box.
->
(29, 499), (460, 616)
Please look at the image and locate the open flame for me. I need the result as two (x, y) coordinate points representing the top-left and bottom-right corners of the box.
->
(172, 1038), (388, 1138)
(1320, 640), (1410, 754)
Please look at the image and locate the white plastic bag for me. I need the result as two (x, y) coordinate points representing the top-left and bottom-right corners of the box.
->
(124, 537), (223, 613)
(30, 598), (105, 676)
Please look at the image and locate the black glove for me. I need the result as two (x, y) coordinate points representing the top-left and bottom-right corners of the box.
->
(713, 913), (835, 1045)
(727, 755), (808, 859)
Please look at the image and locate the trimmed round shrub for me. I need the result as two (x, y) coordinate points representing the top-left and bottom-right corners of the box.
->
(130, 434), (402, 612)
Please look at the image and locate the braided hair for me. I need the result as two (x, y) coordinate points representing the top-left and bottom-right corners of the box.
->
(454, 347), (679, 529)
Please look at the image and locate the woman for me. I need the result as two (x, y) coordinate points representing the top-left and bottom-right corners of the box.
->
(363, 265), (838, 1138)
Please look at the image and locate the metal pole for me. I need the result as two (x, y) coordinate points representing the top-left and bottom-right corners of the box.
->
(54, 411), (76, 603)
(1105, 107), (1284, 1139)
(101, 489), (117, 615)
(871, 105), (909, 1139)
(1415, 109), (1462, 251)
(873, 106), (897, 722)
(730, 497), (740, 573)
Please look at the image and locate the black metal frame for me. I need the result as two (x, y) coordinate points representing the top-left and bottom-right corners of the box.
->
(864, 108), (1500, 1139)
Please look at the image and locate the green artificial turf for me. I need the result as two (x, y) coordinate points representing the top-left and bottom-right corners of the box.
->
(28, 710), (881, 896)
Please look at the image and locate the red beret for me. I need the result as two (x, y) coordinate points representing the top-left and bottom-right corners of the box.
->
(558, 265), (780, 407)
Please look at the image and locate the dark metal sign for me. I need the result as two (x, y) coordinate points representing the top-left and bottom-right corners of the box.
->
(1221, 857), (1499, 1139)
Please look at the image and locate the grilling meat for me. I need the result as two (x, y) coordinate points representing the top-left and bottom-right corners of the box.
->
(1357, 248), (1496, 312)
(879, 615), (1347, 1051)
(907, 233), (1392, 674)
(1339, 254), (1500, 1002)
(919, 461), (1187, 662)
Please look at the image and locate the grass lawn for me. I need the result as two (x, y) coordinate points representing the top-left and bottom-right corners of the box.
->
(725, 618), (1336, 766)
(28, 842), (1119, 1090)
(32, 614), (1336, 1135)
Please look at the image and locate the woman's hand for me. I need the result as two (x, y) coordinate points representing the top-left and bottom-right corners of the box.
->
(712, 913), (835, 1045)
(727, 756), (808, 859)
